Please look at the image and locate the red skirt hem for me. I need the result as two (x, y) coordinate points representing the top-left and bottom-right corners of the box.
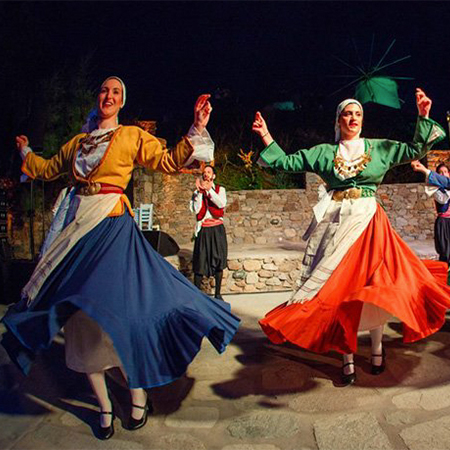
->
(259, 205), (450, 354)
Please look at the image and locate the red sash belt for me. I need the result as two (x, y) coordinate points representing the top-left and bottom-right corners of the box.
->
(77, 182), (123, 196)
(202, 218), (223, 228)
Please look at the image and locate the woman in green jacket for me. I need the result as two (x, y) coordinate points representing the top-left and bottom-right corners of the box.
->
(252, 89), (450, 386)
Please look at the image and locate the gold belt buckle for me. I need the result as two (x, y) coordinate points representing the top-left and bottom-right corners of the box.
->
(333, 188), (361, 201)
(79, 182), (101, 196)
(347, 188), (361, 199)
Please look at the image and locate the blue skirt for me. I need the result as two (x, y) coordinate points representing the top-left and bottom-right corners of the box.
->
(1, 213), (240, 388)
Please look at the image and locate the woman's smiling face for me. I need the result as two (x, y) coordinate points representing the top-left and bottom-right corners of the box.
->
(97, 78), (123, 120)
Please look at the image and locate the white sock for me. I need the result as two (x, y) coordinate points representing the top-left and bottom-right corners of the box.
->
(370, 325), (384, 365)
(342, 353), (354, 375)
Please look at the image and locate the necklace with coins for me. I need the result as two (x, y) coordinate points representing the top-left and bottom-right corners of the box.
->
(334, 145), (371, 179)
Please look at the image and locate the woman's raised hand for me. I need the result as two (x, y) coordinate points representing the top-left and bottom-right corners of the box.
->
(194, 94), (212, 133)
(252, 112), (274, 146)
(252, 112), (268, 137)
(411, 159), (428, 174)
(16, 135), (29, 151)
(415, 88), (432, 118)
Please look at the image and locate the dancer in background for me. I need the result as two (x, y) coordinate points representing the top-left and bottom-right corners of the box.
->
(252, 88), (450, 386)
(190, 164), (228, 300)
(411, 159), (450, 279)
(2, 77), (240, 439)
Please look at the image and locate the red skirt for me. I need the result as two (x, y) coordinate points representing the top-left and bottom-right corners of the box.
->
(259, 205), (450, 354)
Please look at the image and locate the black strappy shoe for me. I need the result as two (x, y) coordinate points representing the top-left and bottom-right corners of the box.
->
(98, 410), (115, 440)
(371, 348), (386, 375)
(341, 361), (356, 386)
(128, 396), (153, 431)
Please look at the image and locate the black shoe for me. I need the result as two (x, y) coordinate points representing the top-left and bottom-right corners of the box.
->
(98, 411), (115, 440)
(214, 294), (224, 301)
(341, 362), (356, 386)
(128, 397), (153, 431)
(371, 348), (386, 375)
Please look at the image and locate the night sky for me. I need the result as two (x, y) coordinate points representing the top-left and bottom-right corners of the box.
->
(2, 1), (450, 138)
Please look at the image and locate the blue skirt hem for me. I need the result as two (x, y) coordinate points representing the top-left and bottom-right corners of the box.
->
(1, 213), (240, 388)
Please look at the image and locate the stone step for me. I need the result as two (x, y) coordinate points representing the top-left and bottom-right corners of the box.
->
(166, 239), (439, 295)
(406, 238), (439, 260)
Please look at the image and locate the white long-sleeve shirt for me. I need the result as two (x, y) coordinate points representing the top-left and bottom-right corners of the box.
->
(190, 183), (227, 236)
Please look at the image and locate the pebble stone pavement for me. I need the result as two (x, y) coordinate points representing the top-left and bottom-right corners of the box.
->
(1, 240), (450, 450)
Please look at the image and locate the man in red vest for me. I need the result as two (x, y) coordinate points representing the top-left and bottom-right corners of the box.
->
(190, 165), (228, 300)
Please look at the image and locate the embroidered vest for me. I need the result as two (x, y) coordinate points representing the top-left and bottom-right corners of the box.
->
(196, 184), (224, 221)
(435, 190), (450, 214)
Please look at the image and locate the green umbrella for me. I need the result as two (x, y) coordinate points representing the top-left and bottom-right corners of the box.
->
(331, 38), (412, 110)
(355, 76), (401, 109)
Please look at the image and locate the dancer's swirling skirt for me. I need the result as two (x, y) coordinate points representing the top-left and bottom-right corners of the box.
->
(260, 205), (450, 355)
(1, 213), (240, 388)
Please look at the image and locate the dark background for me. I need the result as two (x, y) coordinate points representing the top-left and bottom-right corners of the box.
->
(2, 1), (450, 174)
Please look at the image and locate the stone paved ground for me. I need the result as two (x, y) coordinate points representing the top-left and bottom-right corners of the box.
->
(2, 290), (450, 450)
(1, 240), (449, 450)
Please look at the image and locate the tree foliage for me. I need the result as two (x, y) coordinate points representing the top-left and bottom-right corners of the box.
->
(41, 56), (96, 158)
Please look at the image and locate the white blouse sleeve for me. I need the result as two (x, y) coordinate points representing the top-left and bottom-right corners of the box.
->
(183, 125), (215, 166)
(20, 146), (33, 160)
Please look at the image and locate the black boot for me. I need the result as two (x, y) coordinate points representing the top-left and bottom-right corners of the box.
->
(214, 270), (224, 300)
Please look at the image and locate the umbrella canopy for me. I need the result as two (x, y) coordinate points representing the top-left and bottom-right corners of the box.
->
(355, 76), (401, 109)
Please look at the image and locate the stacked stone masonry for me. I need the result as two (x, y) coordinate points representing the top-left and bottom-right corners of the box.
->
(133, 169), (439, 247)
(427, 150), (450, 171)
(166, 246), (307, 295)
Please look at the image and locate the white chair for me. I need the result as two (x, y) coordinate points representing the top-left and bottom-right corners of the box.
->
(132, 208), (140, 226)
(138, 203), (153, 230)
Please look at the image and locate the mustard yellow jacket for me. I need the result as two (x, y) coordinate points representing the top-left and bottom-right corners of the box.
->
(22, 125), (194, 216)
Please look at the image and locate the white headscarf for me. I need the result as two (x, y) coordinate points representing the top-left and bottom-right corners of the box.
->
(334, 98), (363, 142)
(81, 76), (127, 132)
(101, 76), (127, 107)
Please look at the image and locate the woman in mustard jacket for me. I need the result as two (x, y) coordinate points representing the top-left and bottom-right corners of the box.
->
(1, 77), (240, 439)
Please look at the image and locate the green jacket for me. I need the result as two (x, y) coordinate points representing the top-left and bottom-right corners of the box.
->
(260, 116), (446, 194)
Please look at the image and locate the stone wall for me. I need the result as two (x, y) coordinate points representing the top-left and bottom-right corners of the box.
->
(167, 246), (306, 295)
(223, 173), (322, 246)
(132, 170), (335, 246)
(133, 169), (198, 244)
(133, 169), (438, 247)
(378, 183), (436, 242)
(427, 150), (450, 171)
